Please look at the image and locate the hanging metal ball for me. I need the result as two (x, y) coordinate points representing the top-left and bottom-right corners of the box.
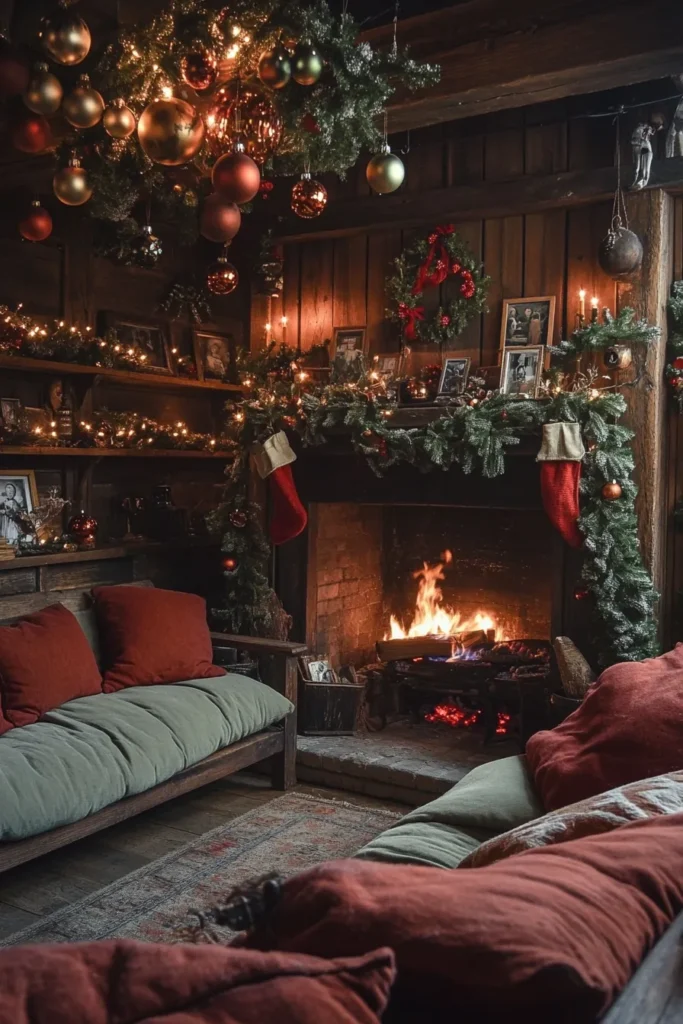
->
(292, 42), (323, 86)
(212, 145), (261, 204)
(367, 144), (405, 194)
(24, 62), (62, 115)
(180, 43), (217, 93)
(258, 47), (291, 89)
(19, 199), (52, 242)
(41, 9), (91, 66)
(103, 98), (137, 139)
(206, 253), (239, 295)
(601, 481), (623, 501)
(138, 98), (205, 166)
(62, 74), (104, 129)
(200, 193), (242, 243)
(291, 173), (328, 219)
(135, 224), (163, 268)
(205, 81), (282, 165)
(598, 223), (644, 280)
(53, 155), (92, 206)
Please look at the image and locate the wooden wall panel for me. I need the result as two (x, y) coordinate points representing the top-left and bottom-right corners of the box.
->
(299, 242), (334, 350)
(367, 230), (402, 354)
(333, 236), (368, 329)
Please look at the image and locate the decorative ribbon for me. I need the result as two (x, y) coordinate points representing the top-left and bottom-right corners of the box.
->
(398, 303), (425, 340)
(412, 224), (455, 294)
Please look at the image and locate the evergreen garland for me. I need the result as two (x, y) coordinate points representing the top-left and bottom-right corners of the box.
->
(666, 281), (683, 408)
(554, 307), (661, 358)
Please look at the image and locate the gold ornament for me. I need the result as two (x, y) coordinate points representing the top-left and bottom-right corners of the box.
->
(138, 98), (205, 166)
(367, 144), (405, 194)
(41, 9), (91, 66)
(24, 62), (62, 115)
(291, 173), (328, 219)
(205, 81), (282, 165)
(103, 98), (136, 139)
(53, 154), (92, 206)
(601, 481), (623, 501)
(180, 43), (218, 93)
(292, 42), (323, 86)
(206, 249), (239, 295)
(258, 47), (291, 89)
(62, 74), (104, 129)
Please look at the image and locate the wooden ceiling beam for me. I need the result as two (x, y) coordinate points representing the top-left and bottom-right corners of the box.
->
(363, 0), (683, 131)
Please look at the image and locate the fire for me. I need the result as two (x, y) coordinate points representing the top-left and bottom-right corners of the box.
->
(385, 550), (501, 641)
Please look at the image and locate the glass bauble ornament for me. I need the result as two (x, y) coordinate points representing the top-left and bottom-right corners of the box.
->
(180, 42), (217, 93)
(103, 98), (136, 139)
(598, 221), (643, 280)
(135, 224), (163, 268)
(0, 35), (29, 97)
(53, 154), (92, 206)
(258, 47), (291, 89)
(292, 42), (323, 86)
(601, 481), (623, 501)
(24, 62), (62, 115)
(291, 173), (328, 219)
(19, 199), (52, 242)
(62, 74), (104, 128)
(205, 81), (282, 165)
(367, 144), (405, 194)
(41, 8), (91, 66)
(11, 110), (53, 153)
(212, 142), (261, 204)
(206, 251), (239, 295)
(200, 193), (241, 243)
(138, 98), (205, 166)
(229, 509), (247, 528)
(67, 511), (98, 543)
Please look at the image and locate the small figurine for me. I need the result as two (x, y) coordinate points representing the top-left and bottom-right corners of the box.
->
(631, 123), (660, 189)
(666, 98), (683, 158)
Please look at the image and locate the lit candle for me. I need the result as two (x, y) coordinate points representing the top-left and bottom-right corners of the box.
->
(579, 290), (586, 320)
(591, 297), (599, 323)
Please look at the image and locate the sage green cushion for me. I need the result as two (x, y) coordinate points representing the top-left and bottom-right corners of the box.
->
(355, 756), (543, 869)
(0, 676), (292, 842)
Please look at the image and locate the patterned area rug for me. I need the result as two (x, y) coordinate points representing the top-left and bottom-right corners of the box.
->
(2, 794), (400, 948)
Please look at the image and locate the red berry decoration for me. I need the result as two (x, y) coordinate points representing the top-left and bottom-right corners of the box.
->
(212, 146), (261, 205)
(574, 585), (590, 601)
(200, 193), (241, 244)
(601, 481), (623, 501)
(259, 179), (275, 200)
(11, 110), (53, 153)
(19, 200), (52, 242)
(440, 315), (450, 327)
(222, 556), (238, 571)
(673, 356), (683, 370)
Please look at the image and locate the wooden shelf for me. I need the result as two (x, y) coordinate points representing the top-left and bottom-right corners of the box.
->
(0, 540), (219, 573)
(0, 355), (242, 394)
(0, 446), (229, 459)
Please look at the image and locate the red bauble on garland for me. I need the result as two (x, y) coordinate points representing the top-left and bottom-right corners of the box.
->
(200, 193), (242, 243)
(11, 110), (53, 153)
(19, 200), (52, 242)
(212, 146), (261, 205)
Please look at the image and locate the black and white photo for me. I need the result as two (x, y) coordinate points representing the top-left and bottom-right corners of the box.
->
(333, 327), (367, 364)
(438, 357), (471, 397)
(500, 296), (555, 349)
(0, 471), (38, 547)
(194, 331), (235, 381)
(102, 314), (172, 374)
(0, 398), (20, 429)
(500, 346), (543, 398)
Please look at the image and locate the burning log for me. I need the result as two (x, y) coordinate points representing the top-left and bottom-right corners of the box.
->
(376, 629), (493, 663)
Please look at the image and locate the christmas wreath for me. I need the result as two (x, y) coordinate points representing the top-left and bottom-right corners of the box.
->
(387, 225), (490, 346)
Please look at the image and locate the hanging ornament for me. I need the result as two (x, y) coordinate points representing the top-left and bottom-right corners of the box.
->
(200, 193), (241, 243)
(24, 62), (62, 115)
(599, 113), (643, 281)
(229, 509), (248, 528)
(258, 47), (291, 89)
(67, 512), (98, 543)
(573, 585), (590, 602)
(601, 481), (623, 501)
(205, 81), (282, 165)
(138, 97), (205, 166)
(62, 74), (104, 129)
(0, 35), (29, 97)
(11, 110), (53, 153)
(291, 173), (328, 219)
(53, 153), (92, 206)
(212, 142), (261, 204)
(41, 7), (91, 65)
(180, 42), (217, 93)
(103, 98), (136, 139)
(134, 223), (163, 268)
(292, 41), (323, 86)
(19, 199), (53, 242)
(206, 246), (239, 296)
(222, 556), (238, 571)
(367, 144), (405, 194)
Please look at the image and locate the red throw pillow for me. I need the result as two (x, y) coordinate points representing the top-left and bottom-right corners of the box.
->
(93, 586), (226, 691)
(527, 645), (683, 811)
(0, 604), (102, 728)
(244, 814), (683, 1023)
(0, 940), (394, 1024)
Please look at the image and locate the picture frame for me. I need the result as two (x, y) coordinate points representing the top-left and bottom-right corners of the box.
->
(375, 355), (400, 378)
(500, 346), (544, 398)
(0, 398), (21, 428)
(21, 406), (51, 438)
(437, 357), (471, 397)
(500, 296), (556, 351)
(332, 327), (367, 365)
(0, 470), (39, 547)
(101, 313), (173, 375)
(193, 330), (236, 382)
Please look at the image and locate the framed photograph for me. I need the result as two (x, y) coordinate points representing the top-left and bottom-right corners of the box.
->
(21, 406), (51, 437)
(500, 296), (556, 349)
(438, 357), (471, 397)
(299, 654), (339, 683)
(500, 346), (544, 398)
(102, 314), (172, 375)
(375, 355), (400, 378)
(333, 327), (367, 365)
(0, 470), (38, 547)
(194, 330), (236, 382)
(0, 398), (20, 428)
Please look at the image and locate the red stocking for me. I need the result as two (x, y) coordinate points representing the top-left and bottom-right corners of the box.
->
(540, 461), (583, 549)
(269, 464), (308, 546)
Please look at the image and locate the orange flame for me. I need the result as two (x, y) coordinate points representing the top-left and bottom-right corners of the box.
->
(385, 550), (501, 641)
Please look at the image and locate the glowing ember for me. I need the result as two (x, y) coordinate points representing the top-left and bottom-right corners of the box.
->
(426, 704), (512, 735)
(385, 550), (501, 641)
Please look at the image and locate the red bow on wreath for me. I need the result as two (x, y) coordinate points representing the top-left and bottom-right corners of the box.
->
(398, 303), (424, 340)
(412, 224), (455, 294)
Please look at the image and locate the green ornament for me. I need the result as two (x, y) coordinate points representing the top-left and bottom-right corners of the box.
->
(258, 47), (291, 89)
(367, 144), (405, 194)
(292, 42), (323, 86)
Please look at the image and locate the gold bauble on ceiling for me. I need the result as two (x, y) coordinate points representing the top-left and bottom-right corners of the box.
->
(103, 98), (137, 139)
(62, 74), (104, 129)
(137, 97), (205, 166)
(41, 9), (91, 66)
(24, 62), (62, 115)
(53, 155), (92, 207)
(205, 81), (282, 165)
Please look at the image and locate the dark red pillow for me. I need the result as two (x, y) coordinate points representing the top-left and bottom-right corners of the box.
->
(527, 645), (683, 811)
(93, 586), (226, 691)
(0, 940), (394, 1024)
(0, 603), (102, 728)
(244, 814), (683, 1023)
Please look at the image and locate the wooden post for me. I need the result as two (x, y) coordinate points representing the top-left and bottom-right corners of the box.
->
(270, 653), (298, 790)
(617, 188), (673, 596)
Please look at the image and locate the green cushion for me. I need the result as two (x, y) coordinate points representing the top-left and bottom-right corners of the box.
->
(73, 608), (102, 667)
(0, 676), (293, 842)
(355, 755), (543, 869)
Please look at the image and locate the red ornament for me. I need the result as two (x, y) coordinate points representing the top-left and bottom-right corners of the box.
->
(259, 179), (275, 199)
(451, 262), (461, 275)
(212, 148), (261, 205)
(229, 510), (247, 528)
(179, 44), (217, 92)
(673, 357), (683, 370)
(68, 512), (98, 545)
(206, 253), (239, 296)
(602, 481), (623, 501)
(0, 38), (29, 97)
(291, 174), (328, 219)
(19, 200), (52, 242)
(427, 232), (438, 244)
(574, 585), (590, 601)
(11, 111), (53, 153)
(302, 112), (320, 134)
(440, 315), (450, 327)
(200, 193), (241, 244)
(222, 556), (238, 571)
